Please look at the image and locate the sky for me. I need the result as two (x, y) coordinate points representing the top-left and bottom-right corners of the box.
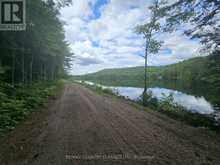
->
(59, 0), (202, 75)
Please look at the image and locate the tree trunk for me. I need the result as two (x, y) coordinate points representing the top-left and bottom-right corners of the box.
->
(22, 50), (25, 84)
(30, 54), (33, 84)
(144, 39), (148, 93)
(44, 64), (47, 81)
(143, 39), (149, 106)
(11, 52), (15, 87)
(51, 66), (55, 80)
(40, 63), (43, 81)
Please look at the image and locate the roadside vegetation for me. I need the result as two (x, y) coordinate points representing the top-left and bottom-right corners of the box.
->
(0, 0), (73, 136)
(78, 81), (220, 133)
(139, 92), (220, 132)
(75, 81), (115, 96)
(0, 80), (64, 136)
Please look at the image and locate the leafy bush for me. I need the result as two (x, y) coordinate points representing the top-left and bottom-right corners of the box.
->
(158, 93), (177, 111)
(140, 91), (158, 108)
(138, 91), (220, 132)
(0, 80), (63, 136)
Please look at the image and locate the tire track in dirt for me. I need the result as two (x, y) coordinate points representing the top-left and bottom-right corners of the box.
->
(79, 85), (220, 164)
(77, 88), (139, 155)
(0, 84), (220, 165)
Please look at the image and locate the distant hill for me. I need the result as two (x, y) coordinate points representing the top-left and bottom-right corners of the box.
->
(74, 56), (218, 87)
(74, 54), (220, 108)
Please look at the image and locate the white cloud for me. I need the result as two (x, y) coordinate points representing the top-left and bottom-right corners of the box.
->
(60, 0), (95, 20)
(60, 0), (201, 75)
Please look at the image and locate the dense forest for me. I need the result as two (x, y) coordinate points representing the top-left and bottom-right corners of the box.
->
(0, 0), (73, 135)
(75, 55), (219, 87)
(0, 0), (72, 84)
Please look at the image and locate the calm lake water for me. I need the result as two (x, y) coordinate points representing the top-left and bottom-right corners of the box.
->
(77, 81), (220, 122)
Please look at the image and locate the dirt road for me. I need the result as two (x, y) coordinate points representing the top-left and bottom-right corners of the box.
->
(0, 84), (220, 165)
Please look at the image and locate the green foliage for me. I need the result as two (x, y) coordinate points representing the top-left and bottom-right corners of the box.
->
(0, 0), (71, 135)
(75, 56), (211, 86)
(135, 0), (165, 91)
(75, 54), (220, 109)
(155, 94), (220, 132)
(80, 80), (220, 132)
(74, 66), (148, 87)
(139, 90), (220, 132)
(102, 88), (116, 95)
(158, 93), (177, 111)
(0, 0), (73, 84)
(135, 0), (166, 53)
(141, 91), (157, 107)
(160, 0), (220, 51)
(0, 64), (5, 75)
(78, 81), (116, 96)
(0, 81), (63, 136)
(148, 39), (162, 54)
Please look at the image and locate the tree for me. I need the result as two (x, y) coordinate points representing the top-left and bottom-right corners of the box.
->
(135, 0), (163, 96)
(160, 0), (220, 52)
(158, 0), (220, 97)
(47, 0), (72, 9)
(0, 0), (73, 85)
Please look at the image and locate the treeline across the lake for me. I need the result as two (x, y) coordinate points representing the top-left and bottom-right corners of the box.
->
(74, 54), (220, 105)
(0, 0), (73, 135)
(75, 54), (219, 88)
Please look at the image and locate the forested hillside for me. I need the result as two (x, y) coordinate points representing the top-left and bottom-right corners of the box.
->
(0, 0), (72, 135)
(75, 55), (220, 88)
(75, 54), (220, 108)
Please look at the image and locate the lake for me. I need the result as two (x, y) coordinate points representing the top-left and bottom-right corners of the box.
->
(77, 80), (220, 122)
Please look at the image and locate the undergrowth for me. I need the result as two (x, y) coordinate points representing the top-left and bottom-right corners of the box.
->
(0, 80), (64, 136)
(138, 92), (220, 133)
(78, 81), (220, 133)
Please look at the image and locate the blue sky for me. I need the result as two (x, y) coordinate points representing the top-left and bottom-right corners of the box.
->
(60, 0), (201, 75)
(90, 0), (108, 19)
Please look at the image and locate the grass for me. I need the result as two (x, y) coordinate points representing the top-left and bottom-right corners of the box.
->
(0, 80), (64, 136)
(77, 81), (220, 133)
(75, 81), (116, 96)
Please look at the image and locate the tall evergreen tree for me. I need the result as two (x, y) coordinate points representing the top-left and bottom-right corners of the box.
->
(0, 0), (73, 85)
